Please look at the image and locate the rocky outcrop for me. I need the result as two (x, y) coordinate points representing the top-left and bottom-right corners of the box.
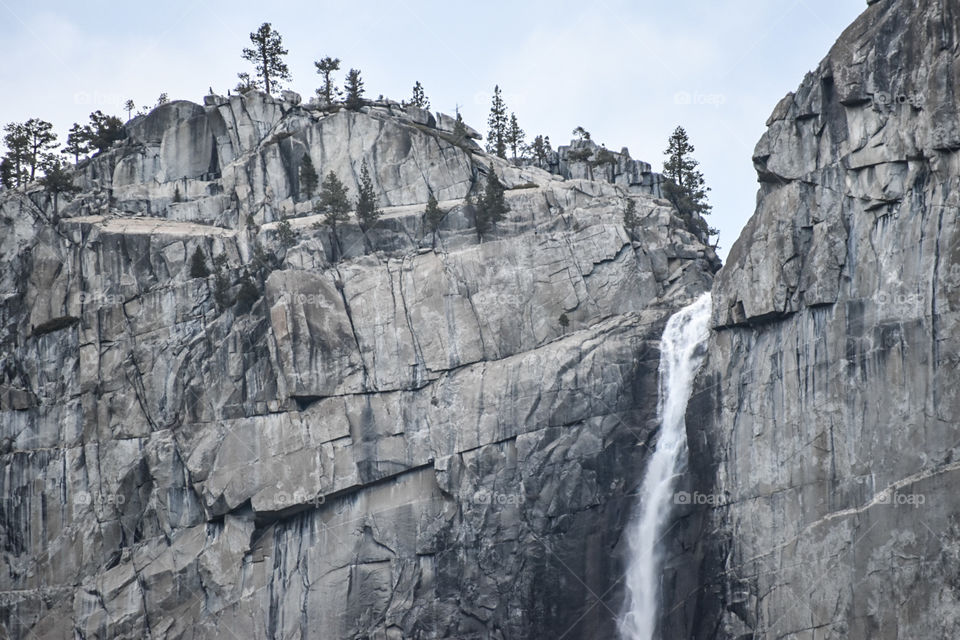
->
(529, 138), (665, 198)
(0, 90), (718, 638)
(676, 1), (960, 637)
(72, 93), (489, 229)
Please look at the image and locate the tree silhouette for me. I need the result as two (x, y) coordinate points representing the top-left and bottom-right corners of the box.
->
(314, 56), (341, 105)
(2, 123), (30, 188)
(424, 194), (445, 247)
(23, 119), (58, 180)
(453, 109), (468, 143)
(344, 69), (365, 110)
(476, 165), (510, 238)
(241, 23), (291, 94)
(486, 86), (508, 158)
(38, 157), (79, 215)
(530, 135), (552, 167)
(316, 171), (351, 261)
(235, 72), (256, 92)
(85, 111), (125, 153)
(190, 246), (210, 278)
(411, 81), (430, 109)
(62, 123), (90, 164)
(662, 125), (717, 244)
(355, 161), (382, 231)
(506, 113), (525, 160)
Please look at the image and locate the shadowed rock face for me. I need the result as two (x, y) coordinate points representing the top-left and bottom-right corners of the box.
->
(675, 1), (960, 638)
(0, 88), (718, 638)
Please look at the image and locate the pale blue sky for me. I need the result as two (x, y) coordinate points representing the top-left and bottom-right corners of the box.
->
(0, 0), (866, 257)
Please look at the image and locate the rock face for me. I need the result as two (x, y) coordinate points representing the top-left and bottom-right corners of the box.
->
(0, 91), (718, 638)
(529, 138), (665, 199)
(673, 1), (960, 638)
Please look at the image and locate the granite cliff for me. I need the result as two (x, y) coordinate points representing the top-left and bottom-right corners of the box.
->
(671, 0), (960, 638)
(0, 90), (717, 638)
(8, 0), (955, 637)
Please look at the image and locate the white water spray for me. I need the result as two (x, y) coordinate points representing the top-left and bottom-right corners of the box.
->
(619, 292), (713, 640)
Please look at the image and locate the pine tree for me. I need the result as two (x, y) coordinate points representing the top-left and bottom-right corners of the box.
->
(314, 56), (341, 105)
(23, 119), (58, 180)
(124, 99), (135, 121)
(316, 171), (351, 262)
(506, 113), (525, 160)
(1, 119), (59, 186)
(0, 158), (14, 190)
(318, 171), (351, 227)
(276, 218), (296, 248)
(38, 157), (79, 215)
(212, 254), (231, 309)
(62, 124), (89, 163)
(486, 86), (508, 158)
(344, 69), (365, 110)
(85, 111), (125, 153)
(300, 153), (319, 199)
(663, 126), (709, 212)
(190, 246), (211, 278)
(530, 135), (552, 167)
(355, 161), (381, 230)
(424, 194), (445, 245)
(663, 126), (715, 243)
(235, 72), (256, 92)
(1, 123), (29, 188)
(411, 81), (430, 109)
(156, 93), (169, 106)
(453, 109), (468, 142)
(476, 165), (510, 237)
(573, 126), (591, 141)
(241, 22), (291, 94)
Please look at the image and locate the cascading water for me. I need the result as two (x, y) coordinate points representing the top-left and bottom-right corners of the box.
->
(619, 292), (713, 640)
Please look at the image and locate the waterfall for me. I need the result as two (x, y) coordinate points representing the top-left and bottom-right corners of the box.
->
(619, 292), (713, 640)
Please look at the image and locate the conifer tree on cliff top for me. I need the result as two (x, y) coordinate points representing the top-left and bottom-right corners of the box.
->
(314, 56), (341, 105)
(486, 86), (508, 159)
(344, 69), (365, 110)
(662, 126), (718, 244)
(241, 22), (291, 94)
(411, 81), (430, 109)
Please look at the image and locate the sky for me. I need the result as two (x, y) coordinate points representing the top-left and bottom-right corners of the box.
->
(0, 0), (866, 258)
